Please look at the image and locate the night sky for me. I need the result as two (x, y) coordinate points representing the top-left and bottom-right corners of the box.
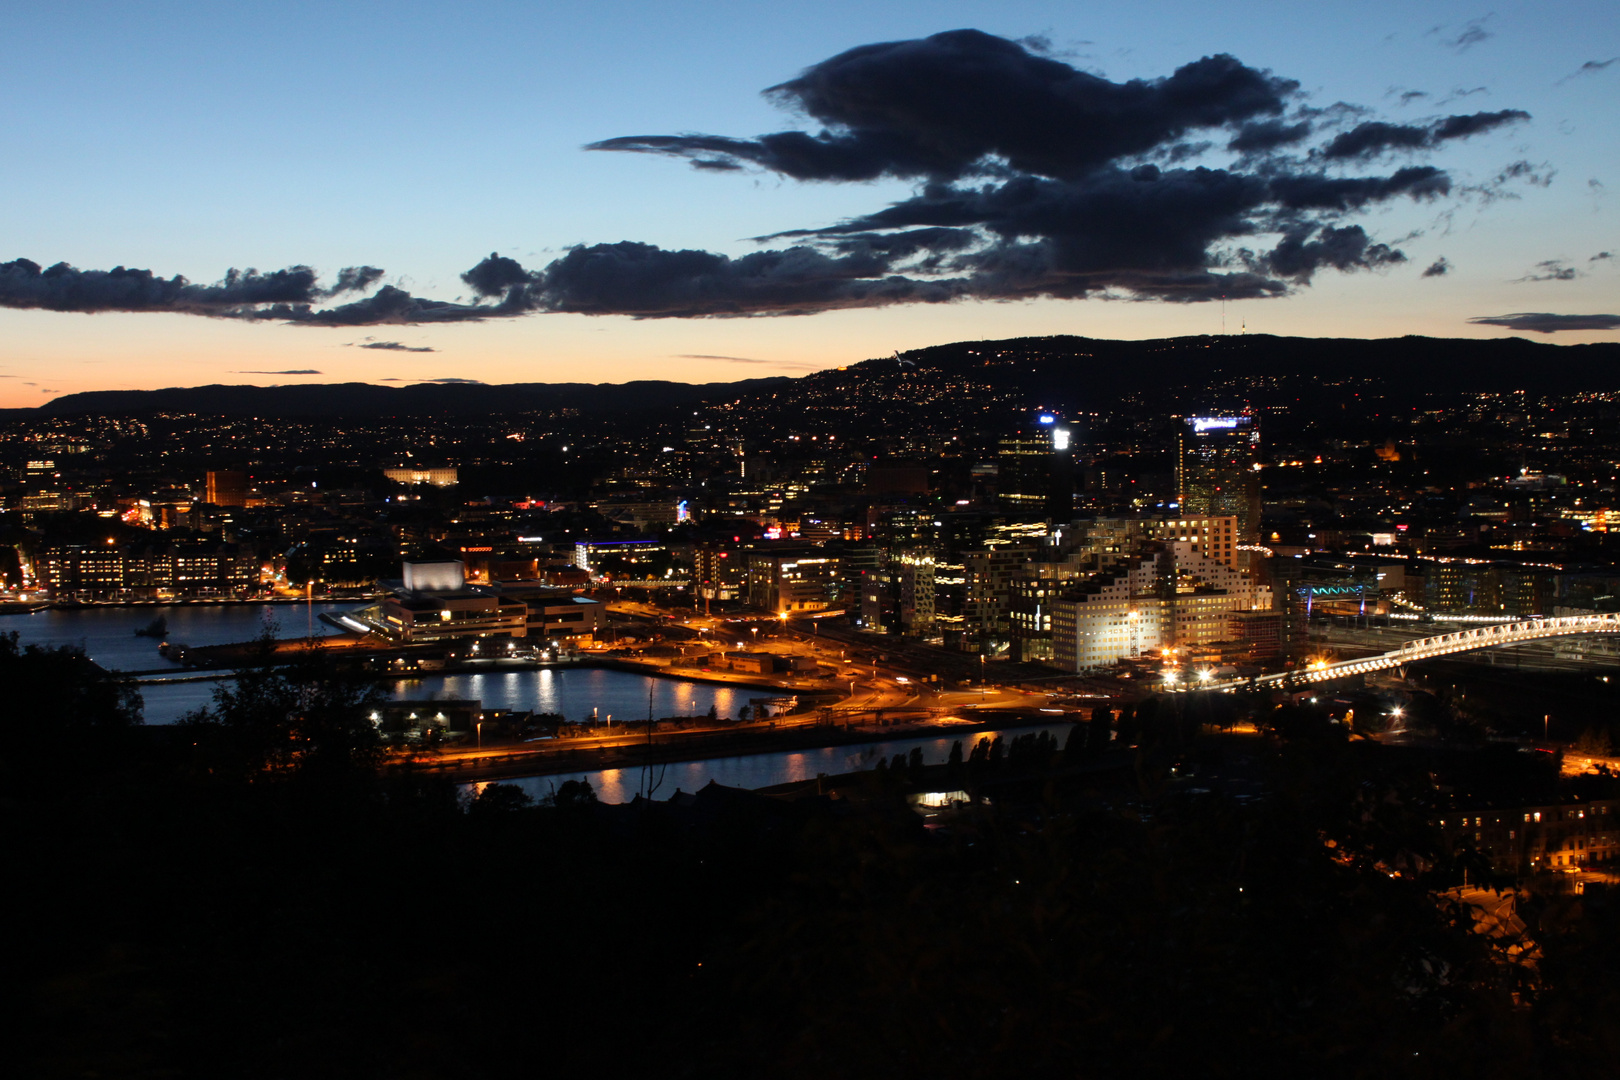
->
(1, 0), (1614, 404)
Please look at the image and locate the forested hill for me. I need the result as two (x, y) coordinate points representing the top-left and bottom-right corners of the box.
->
(28, 333), (1620, 421)
(887, 333), (1620, 397)
(34, 376), (793, 419)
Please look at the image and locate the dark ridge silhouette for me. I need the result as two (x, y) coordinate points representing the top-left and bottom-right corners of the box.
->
(35, 376), (793, 418)
(27, 333), (1620, 420)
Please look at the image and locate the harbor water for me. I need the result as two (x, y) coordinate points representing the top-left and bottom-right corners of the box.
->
(0, 603), (753, 724)
(477, 723), (1077, 804)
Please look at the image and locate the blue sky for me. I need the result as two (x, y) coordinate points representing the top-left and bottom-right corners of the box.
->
(0, 0), (1614, 402)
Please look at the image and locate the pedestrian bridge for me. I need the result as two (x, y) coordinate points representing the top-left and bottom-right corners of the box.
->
(1182, 613), (1620, 692)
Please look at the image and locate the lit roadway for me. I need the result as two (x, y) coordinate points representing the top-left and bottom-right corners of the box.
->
(1176, 614), (1620, 692)
(604, 600), (1050, 714)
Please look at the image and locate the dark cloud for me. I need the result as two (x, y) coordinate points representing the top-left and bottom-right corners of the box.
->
(1515, 259), (1580, 282)
(1422, 257), (1451, 277)
(534, 241), (964, 316)
(1558, 57), (1619, 84)
(0, 259), (323, 315)
(589, 30), (1299, 182)
(320, 266), (385, 298)
(252, 285), (497, 325)
(1593, 251), (1614, 261)
(460, 252), (533, 298)
(418, 377), (485, 385)
(1228, 119), (1312, 153)
(1432, 17), (1494, 53)
(1490, 159), (1555, 188)
(2, 31), (1541, 322)
(351, 340), (437, 352)
(1263, 225), (1405, 280)
(1469, 312), (1620, 333)
(237, 369), (323, 374)
(1321, 110), (1528, 159)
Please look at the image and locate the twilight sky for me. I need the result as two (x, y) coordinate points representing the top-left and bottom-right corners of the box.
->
(0, 0), (1615, 405)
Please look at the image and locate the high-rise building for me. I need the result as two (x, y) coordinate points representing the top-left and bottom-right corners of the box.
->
(205, 470), (249, 507)
(998, 413), (1075, 519)
(1178, 416), (1261, 542)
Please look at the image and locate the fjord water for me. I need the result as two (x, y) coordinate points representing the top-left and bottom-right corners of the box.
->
(1, 601), (357, 670)
(481, 722), (1077, 804)
(0, 604), (750, 724)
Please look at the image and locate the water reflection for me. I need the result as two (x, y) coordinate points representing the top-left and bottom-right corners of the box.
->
(391, 668), (744, 726)
(483, 724), (1076, 804)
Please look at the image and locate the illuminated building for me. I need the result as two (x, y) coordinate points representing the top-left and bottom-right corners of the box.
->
(895, 550), (936, 634)
(998, 412), (1074, 519)
(372, 563), (603, 643)
(1177, 416), (1261, 542)
(573, 539), (668, 576)
(1050, 542), (1257, 673)
(746, 548), (840, 614)
(694, 542), (746, 602)
(1435, 799), (1620, 873)
(963, 545), (1033, 649)
(1137, 515), (1239, 566)
(205, 470), (249, 507)
(35, 542), (257, 601)
(383, 466), (459, 487)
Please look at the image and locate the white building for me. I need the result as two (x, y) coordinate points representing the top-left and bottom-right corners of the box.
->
(1051, 542), (1257, 672)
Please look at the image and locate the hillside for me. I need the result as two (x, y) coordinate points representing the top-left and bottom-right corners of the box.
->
(28, 334), (1620, 423)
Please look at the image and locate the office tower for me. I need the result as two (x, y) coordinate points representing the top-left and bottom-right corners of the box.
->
(205, 470), (249, 507)
(997, 412), (1074, 519)
(1177, 416), (1261, 542)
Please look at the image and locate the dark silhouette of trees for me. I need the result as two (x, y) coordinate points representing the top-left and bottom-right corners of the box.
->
(0, 631), (142, 753)
(179, 632), (385, 784)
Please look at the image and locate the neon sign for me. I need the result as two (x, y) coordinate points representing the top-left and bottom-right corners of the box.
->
(1190, 416), (1247, 433)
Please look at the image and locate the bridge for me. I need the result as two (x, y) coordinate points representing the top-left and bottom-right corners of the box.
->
(1175, 613), (1620, 692)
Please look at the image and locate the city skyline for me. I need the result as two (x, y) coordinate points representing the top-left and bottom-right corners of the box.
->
(1, 0), (1616, 406)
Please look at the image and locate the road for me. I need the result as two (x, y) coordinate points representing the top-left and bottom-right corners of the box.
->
(603, 599), (1070, 719)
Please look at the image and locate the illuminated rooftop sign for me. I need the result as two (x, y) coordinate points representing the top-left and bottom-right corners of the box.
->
(1038, 414), (1056, 424)
(1190, 416), (1250, 433)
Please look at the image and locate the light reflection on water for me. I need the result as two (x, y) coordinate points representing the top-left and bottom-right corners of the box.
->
(135, 664), (751, 725)
(476, 723), (1076, 804)
(390, 668), (745, 725)
(0, 604), (755, 725)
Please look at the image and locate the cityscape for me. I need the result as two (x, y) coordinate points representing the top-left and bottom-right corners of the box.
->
(6, 4), (1620, 1078)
